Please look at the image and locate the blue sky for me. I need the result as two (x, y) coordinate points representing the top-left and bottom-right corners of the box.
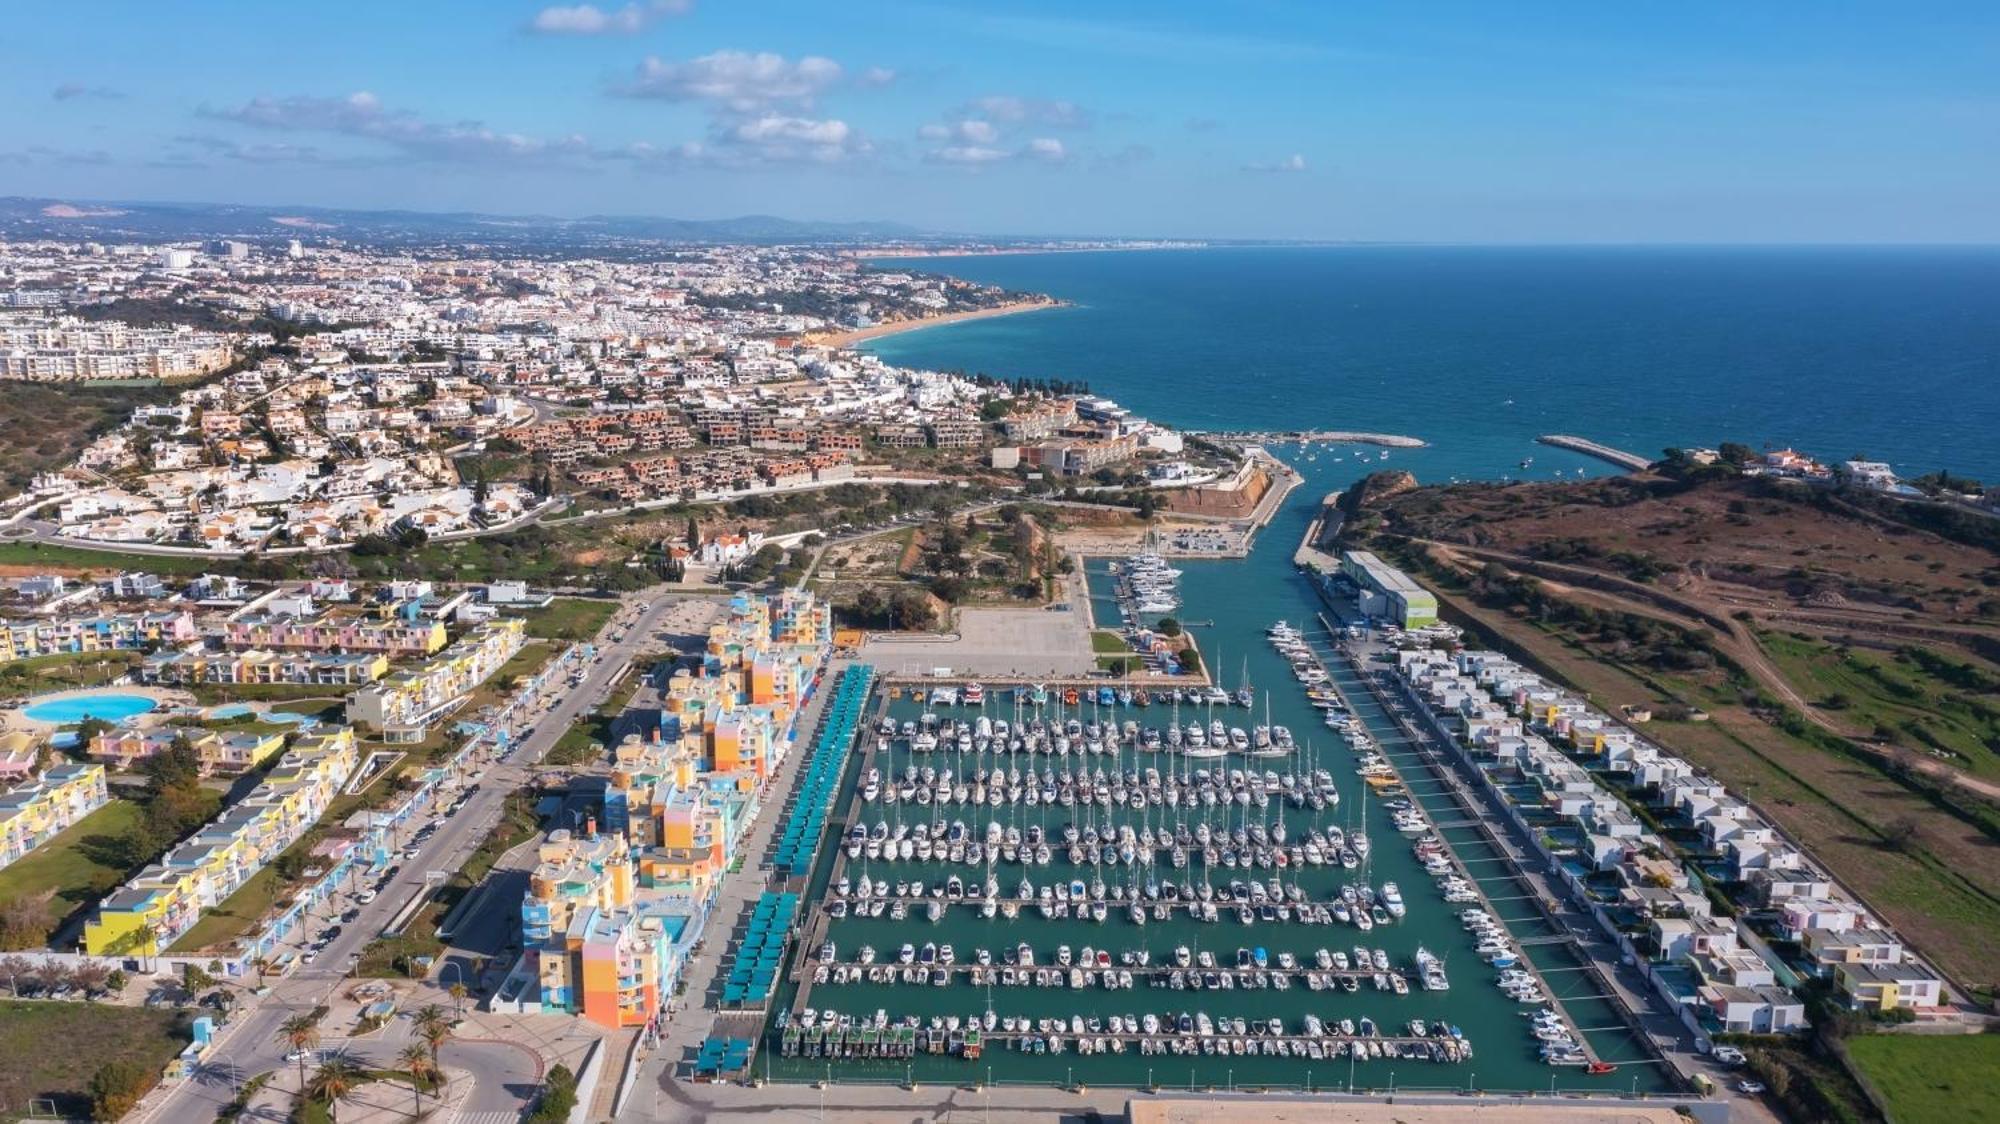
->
(4, 1), (1998, 240)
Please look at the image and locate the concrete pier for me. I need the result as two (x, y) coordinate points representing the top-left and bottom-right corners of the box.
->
(1535, 434), (1653, 472)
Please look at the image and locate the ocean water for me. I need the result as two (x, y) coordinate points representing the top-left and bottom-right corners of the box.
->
(869, 246), (2000, 485)
(764, 247), (1999, 1093)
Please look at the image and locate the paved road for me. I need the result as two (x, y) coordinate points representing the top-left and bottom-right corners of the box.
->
(434, 598), (727, 995)
(141, 589), (698, 1123)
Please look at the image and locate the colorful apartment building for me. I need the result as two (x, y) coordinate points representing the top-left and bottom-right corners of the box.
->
(84, 727), (358, 956)
(654, 589), (831, 781)
(88, 725), (289, 775)
(345, 618), (524, 738)
(224, 608), (448, 657)
(146, 646), (388, 688)
(0, 762), (108, 868)
(523, 827), (697, 1030)
(602, 734), (741, 902)
(517, 592), (829, 1029)
(0, 609), (197, 663)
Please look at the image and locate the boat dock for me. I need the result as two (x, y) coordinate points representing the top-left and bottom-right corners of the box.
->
(1303, 612), (1603, 1068)
(802, 958), (1418, 988)
(1535, 434), (1653, 473)
(1197, 430), (1428, 449)
(778, 1025), (1467, 1063)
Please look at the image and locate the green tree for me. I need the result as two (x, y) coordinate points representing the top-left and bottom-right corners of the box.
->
(306, 1055), (366, 1122)
(525, 1064), (578, 1124)
(1157, 617), (1182, 637)
(88, 1059), (151, 1122)
(398, 1043), (438, 1118)
(278, 1013), (321, 1095)
(853, 585), (885, 626)
(412, 1004), (451, 1067)
(892, 591), (935, 631)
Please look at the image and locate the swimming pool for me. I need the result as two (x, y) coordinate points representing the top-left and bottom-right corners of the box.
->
(23, 693), (158, 724)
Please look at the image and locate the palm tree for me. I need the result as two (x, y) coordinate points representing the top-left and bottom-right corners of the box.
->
(277, 1013), (320, 1095)
(412, 1004), (451, 1067)
(306, 1054), (365, 1122)
(448, 981), (468, 1014)
(397, 1044), (436, 1120)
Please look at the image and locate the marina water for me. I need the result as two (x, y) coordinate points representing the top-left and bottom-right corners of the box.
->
(754, 246), (2000, 1092)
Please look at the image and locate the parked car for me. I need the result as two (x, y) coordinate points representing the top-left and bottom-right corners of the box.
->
(1711, 1045), (1746, 1066)
(356, 890), (378, 904)
(1737, 1080), (1766, 1095)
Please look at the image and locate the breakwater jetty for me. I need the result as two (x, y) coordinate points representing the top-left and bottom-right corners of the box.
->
(1535, 435), (1653, 473)
(1198, 430), (1428, 449)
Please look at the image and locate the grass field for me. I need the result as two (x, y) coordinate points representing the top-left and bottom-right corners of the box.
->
(0, 999), (193, 1120)
(0, 799), (146, 947)
(167, 862), (286, 954)
(1763, 631), (2000, 779)
(0, 651), (142, 698)
(0, 540), (218, 576)
(1406, 567), (2000, 992)
(515, 597), (617, 642)
(1090, 630), (1132, 654)
(1845, 1034), (2000, 1123)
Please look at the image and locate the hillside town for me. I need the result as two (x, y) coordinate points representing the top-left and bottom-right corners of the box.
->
(0, 238), (1200, 556)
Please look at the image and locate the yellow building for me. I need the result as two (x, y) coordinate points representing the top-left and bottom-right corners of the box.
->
(0, 762), (108, 868)
(345, 618), (524, 737)
(88, 725), (288, 776)
(83, 727), (358, 956)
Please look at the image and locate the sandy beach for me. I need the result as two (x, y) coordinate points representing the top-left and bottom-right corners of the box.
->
(807, 298), (1064, 348)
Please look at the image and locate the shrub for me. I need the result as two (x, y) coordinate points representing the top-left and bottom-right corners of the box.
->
(88, 1059), (153, 1122)
(525, 1063), (578, 1124)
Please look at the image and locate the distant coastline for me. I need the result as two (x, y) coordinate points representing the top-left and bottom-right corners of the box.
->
(860, 243), (1205, 260)
(809, 298), (1065, 347)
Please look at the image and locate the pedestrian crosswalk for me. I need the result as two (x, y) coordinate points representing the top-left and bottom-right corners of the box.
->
(453, 1112), (520, 1124)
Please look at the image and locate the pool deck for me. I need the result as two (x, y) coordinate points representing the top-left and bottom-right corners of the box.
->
(0, 684), (192, 734)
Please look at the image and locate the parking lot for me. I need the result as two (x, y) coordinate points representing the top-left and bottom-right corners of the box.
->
(862, 601), (1098, 678)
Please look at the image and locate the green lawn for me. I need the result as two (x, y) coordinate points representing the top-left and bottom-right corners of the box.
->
(166, 862), (288, 954)
(189, 681), (349, 706)
(1846, 1033), (2000, 1123)
(0, 999), (193, 1121)
(1090, 630), (1132, 654)
(0, 540), (216, 575)
(545, 719), (607, 767)
(513, 596), (617, 642)
(0, 799), (146, 947)
(0, 651), (142, 699)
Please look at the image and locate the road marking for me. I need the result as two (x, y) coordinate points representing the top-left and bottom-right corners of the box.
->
(453, 1112), (520, 1124)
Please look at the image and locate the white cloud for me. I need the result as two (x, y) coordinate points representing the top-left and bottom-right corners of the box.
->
(619, 50), (845, 111)
(610, 115), (871, 168)
(919, 119), (998, 145)
(925, 137), (1069, 168)
(53, 83), (125, 102)
(857, 66), (898, 88)
(968, 95), (1090, 129)
(1243, 153), (1307, 173)
(928, 145), (1012, 165)
(528, 0), (690, 36)
(202, 92), (589, 164)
